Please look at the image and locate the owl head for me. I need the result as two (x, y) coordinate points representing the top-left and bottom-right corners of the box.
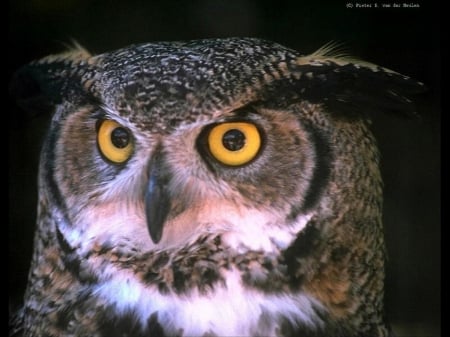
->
(10, 38), (424, 336)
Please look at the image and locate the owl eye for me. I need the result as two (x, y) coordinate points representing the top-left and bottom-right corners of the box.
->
(207, 122), (262, 166)
(97, 120), (134, 163)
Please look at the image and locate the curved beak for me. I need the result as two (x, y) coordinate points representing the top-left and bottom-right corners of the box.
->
(145, 146), (172, 244)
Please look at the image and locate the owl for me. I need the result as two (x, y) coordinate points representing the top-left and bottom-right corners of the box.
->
(9, 37), (423, 337)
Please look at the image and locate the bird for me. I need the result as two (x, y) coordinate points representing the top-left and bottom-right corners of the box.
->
(9, 37), (424, 337)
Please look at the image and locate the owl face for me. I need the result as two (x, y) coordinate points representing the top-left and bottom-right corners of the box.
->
(54, 100), (320, 254)
(11, 37), (423, 336)
(47, 39), (331, 258)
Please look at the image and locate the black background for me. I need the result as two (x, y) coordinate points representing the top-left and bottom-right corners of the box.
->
(8, 0), (440, 335)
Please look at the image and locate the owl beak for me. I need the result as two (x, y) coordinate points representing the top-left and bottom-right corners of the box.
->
(145, 147), (172, 244)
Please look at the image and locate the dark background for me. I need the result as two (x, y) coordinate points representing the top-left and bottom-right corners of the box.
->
(8, 1), (440, 335)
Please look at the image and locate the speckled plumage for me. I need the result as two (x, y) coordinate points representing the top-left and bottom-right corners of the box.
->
(10, 37), (423, 337)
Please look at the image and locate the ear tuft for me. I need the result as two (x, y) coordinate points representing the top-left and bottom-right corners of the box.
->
(9, 43), (94, 116)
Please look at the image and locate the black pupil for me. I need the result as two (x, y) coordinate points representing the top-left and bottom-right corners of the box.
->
(111, 127), (130, 148)
(222, 129), (246, 151)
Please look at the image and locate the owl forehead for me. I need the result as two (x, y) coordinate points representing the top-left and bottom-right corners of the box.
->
(93, 38), (299, 129)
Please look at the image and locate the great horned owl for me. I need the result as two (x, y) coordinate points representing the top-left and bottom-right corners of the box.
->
(9, 37), (423, 337)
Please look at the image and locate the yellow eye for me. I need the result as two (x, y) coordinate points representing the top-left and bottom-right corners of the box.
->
(207, 122), (262, 166)
(97, 120), (133, 163)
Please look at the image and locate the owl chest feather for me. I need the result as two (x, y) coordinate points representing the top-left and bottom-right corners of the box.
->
(85, 215), (324, 336)
(17, 194), (390, 337)
(21, 212), (327, 336)
(21, 245), (323, 336)
(93, 249), (324, 337)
